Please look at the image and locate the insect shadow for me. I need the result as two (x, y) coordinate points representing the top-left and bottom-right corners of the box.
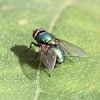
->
(10, 45), (47, 80)
(10, 45), (74, 79)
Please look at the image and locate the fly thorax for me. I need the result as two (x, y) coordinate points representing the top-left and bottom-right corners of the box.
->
(48, 39), (56, 45)
(35, 32), (56, 45)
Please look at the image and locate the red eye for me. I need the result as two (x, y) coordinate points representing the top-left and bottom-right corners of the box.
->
(33, 28), (46, 38)
(33, 29), (40, 38)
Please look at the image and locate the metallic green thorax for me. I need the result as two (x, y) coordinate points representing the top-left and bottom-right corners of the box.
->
(49, 45), (64, 64)
(35, 32), (56, 44)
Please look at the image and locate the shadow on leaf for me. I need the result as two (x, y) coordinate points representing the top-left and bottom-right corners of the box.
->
(10, 45), (46, 80)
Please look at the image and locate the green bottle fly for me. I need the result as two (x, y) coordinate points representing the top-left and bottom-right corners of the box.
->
(29, 28), (86, 76)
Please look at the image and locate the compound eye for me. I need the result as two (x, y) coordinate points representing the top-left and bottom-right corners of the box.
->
(33, 28), (46, 38)
(33, 29), (40, 38)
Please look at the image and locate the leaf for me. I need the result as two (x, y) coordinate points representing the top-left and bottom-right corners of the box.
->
(0, 0), (100, 100)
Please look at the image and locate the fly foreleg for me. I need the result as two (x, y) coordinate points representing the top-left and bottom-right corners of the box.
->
(28, 42), (39, 50)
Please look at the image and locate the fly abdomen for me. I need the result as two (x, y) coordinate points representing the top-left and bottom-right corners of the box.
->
(53, 45), (65, 64)
(56, 50), (64, 64)
(56, 57), (64, 64)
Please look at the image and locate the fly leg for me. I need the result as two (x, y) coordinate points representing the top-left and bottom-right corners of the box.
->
(28, 42), (39, 50)
(30, 51), (40, 65)
(49, 69), (51, 77)
(27, 42), (40, 65)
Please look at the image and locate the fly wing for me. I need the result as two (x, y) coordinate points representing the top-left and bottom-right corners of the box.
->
(40, 44), (57, 70)
(56, 39), (86, 57)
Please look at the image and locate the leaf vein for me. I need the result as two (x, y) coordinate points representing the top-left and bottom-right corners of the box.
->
(34, 1), (72, 100)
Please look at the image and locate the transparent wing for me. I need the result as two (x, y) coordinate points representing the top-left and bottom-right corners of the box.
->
(56, 39), (86, 57)
(40, 44), (57, 70)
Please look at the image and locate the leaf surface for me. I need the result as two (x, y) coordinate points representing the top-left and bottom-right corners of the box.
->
(0, 0), (100, 100)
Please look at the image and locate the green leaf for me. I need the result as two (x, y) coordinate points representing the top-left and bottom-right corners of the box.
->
(0, 0), (100, 100)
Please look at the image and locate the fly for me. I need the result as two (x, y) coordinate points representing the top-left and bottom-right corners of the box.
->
(28, 28), (86, 77)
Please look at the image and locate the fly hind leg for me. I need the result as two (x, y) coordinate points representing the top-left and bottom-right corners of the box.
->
(30, 51), (40, 65)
